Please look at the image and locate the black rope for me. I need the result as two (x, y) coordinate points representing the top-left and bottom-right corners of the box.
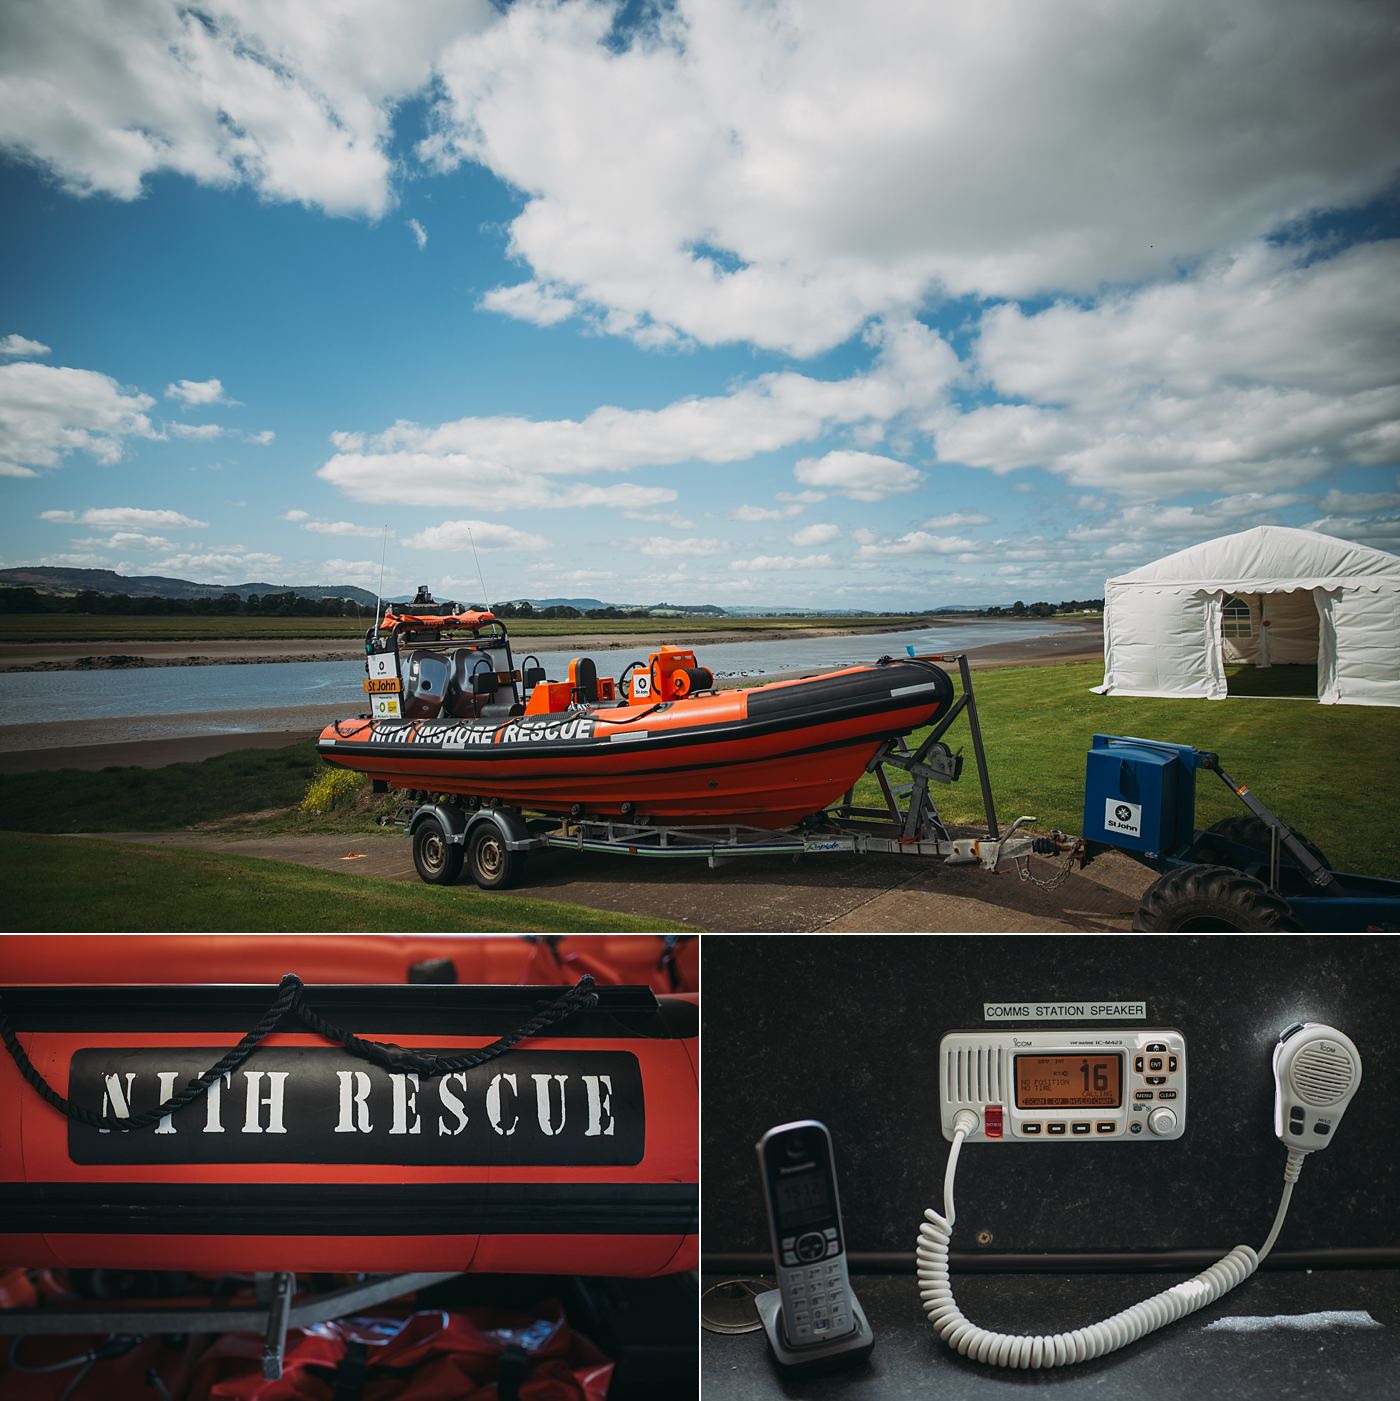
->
(0, 974), (598, 1133)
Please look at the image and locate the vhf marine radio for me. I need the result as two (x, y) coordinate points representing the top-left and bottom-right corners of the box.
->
(919, 1022), (1363, 1369)
(939, 1028), (1186, 1142)
(754, 1120), (874, 1375)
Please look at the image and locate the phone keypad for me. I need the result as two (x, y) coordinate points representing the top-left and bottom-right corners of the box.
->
(780, 1243), (854, 1345)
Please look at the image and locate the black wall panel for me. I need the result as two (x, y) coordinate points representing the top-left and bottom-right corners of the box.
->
(701, 935), (1399, 1258)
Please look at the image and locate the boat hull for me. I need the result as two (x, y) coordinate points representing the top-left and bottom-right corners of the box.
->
(318, 659), (954, 827)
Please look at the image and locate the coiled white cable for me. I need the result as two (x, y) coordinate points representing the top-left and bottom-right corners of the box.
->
(916, 1113), (1306, 1369)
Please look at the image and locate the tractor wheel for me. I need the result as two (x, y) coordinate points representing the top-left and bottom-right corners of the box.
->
(1201, 815), (1331, 872)
(412, 815), (463, 886)
(1133, 864), (1301, 932)
(467, 823), (524, 890)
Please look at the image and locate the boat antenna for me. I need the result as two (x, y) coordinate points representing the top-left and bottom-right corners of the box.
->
(372, 525), (389, 631)
(467, 523), (493, 612)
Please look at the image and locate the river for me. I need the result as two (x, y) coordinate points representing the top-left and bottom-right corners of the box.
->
(0, 620), (1067, 749)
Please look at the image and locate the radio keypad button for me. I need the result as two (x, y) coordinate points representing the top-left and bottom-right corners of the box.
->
(1095, 1122), (1115, 1134)
(1134, 1055), (1146, 1073)
(1022, 1122), (1042, 1135)
(1145, 1075), (1166, 1085)
(1146, 1042), (1167, 1052)
(1047, 1122), (1067, 1135)
(1071, 1122), (1091, 1135)
(1168, 1055), (1179, 1072)
(1134, 1090), (1154, 1101)
(1148, 1056), (1164, 1071)
(1157, 1089), (1178, 1100)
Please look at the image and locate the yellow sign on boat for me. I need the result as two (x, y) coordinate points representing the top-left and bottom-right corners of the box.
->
(364, 677), (402, 694)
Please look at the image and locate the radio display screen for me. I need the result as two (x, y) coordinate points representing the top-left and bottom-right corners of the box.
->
(1014, 1053), (1123, 1109)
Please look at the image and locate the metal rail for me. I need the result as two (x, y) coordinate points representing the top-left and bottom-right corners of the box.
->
(0, 1271), (460, 1380)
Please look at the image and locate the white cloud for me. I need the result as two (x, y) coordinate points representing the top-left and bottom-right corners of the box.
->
(854, 531), (979, 559)
(147, 547), (282, 581)
(401, 519), (548, 552)
(166, 421), (225, 440)
(625, 509), (695, 529)
(303, 519), (384, 538)
(0, 0), (494, 218)
(40, 506), (207, 530)
(322, 318), (957, 506)
(407, 217), (428, 250)
(794, 450), (920, 501)
(279, 509), (310, 522)
(318, 558), (391, 586)
(945, 240), (1400, 497)
(733, 503), (802, 522)
(922, 512), (991, 529)
(1068, 492), (1305, 544)
(0, 362), (157, 474)
(789, 522), (840, 547)
(71, 530), (176, 551)
(734, 552), (837, 571)
(247, 429), (276, 445)
(480, 281), (577, 327)
(1318, 485), (1400, 515)
(0, 334), (49, 357)
(424, 0), (1400, 353)
(1304, 513), (1400, 550)
(637, 536), (726, 559)
(166, 377), (229, 406)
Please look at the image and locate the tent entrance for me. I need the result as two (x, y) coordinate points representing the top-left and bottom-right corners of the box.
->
(1220, 588), (1320, 697)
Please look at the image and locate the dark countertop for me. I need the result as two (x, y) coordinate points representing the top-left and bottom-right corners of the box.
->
(702, 1270), (1400, 1400)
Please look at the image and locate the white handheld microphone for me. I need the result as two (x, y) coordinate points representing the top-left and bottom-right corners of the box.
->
(1272, 1023), (1362, 1152)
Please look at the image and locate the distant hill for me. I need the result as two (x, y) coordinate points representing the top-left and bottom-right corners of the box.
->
(0, 566), (378, 607)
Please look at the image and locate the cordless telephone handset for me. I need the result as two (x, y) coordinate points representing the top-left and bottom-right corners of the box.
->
(754, 1120), (874, 1374)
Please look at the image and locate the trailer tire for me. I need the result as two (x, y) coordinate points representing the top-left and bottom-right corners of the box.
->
(1133, 864), (1300, 932)
(1201, 816), (1331, 872)
(467, 824), (523, 890)
(413, 815), (463, 886)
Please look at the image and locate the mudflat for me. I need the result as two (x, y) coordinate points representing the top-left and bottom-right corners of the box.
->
(3, 621), (914, 671)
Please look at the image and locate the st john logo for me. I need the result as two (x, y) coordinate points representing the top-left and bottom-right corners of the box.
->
(66, 1048), (644, 1167)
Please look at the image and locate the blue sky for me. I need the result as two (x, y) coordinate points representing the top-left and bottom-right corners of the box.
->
(1, 1), (1397, 608)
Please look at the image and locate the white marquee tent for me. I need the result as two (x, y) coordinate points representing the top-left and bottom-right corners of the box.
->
(1095, 525), (1400, 707)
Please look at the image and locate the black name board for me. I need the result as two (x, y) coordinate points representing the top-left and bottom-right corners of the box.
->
(67, 1048), (644, 1167)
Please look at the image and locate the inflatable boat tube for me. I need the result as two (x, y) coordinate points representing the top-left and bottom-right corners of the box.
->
(0, 982), (697, 1276)
(0, 935), (697, 996)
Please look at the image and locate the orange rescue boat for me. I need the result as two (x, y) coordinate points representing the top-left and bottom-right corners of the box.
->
(317, 589), (954, 830)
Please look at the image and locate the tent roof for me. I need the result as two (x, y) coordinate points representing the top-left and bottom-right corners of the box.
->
(1107, 525), (1400, 589)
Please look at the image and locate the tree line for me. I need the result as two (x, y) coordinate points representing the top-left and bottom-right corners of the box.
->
(0, 587), (370, 617)
(931, 599), (1104, 618)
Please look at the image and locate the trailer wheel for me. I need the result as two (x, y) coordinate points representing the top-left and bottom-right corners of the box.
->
(1133, 864), (1300, 932)
(1201, 815), (1331, 872)
(413, 816), (463, 886)
(467, 824), (523, 890)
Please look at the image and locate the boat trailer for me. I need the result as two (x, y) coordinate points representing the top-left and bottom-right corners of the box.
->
(383, 654), (1078, 890)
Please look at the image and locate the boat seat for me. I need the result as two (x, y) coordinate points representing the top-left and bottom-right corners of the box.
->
(478, 702), (524, 720)
(569, 657), (600, 703)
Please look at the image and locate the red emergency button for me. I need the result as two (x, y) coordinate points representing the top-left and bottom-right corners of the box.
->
(984, 1105), (1004, 1138)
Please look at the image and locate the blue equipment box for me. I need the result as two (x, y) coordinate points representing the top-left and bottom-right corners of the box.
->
(1083, 735), (1199, 857)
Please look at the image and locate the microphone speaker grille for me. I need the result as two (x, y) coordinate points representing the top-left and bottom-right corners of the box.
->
(1291, 1043), (1356, 1106)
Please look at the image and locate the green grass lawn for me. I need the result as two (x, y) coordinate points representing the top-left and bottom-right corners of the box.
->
(0, 613), (925, 643)
(851, 661), (1400, 879)
(0, 742), (326, 832)
(0, 833), (689, 933)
